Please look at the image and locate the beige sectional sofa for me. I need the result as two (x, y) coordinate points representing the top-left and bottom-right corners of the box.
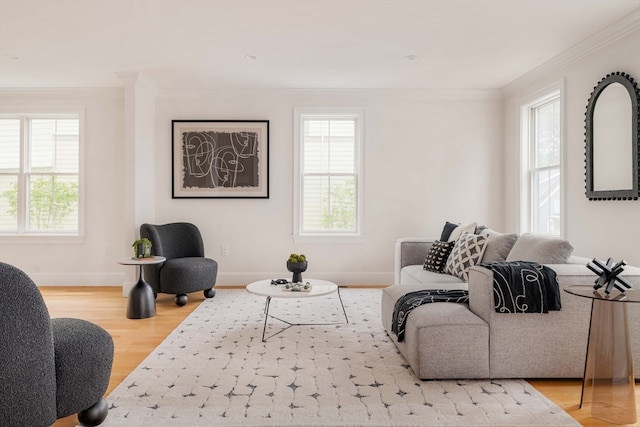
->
(381, 230), (640, 380)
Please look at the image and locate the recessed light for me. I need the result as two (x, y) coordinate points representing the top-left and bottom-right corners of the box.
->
(405, 54), (418, 61)
(244, 55), (257, 60)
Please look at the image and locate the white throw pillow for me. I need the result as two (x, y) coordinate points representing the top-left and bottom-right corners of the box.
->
(447, 222), (477, 242)
(445, 232), (488, 281)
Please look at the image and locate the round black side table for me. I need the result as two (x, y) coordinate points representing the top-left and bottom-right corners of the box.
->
(117, 256), (166, 319)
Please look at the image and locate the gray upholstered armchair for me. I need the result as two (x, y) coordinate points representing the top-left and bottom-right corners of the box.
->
(140, 222), (218, 306)
(0, 262), (114, 427)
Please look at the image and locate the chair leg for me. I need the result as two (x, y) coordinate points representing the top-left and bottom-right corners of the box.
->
(204, 288), (216, 298)
(77, 398), (108, 427)
(175, 294), (188, 306)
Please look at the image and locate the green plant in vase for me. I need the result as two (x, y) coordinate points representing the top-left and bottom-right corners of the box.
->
(287, 253), (308, 283)
(132, 238), (152, 259)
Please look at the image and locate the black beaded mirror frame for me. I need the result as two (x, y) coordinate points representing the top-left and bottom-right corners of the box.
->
(585, 71), (640, 200)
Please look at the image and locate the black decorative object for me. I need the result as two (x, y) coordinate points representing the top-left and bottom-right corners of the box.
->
(586, 258), (633, 294)
(286, 253), (308, 283)
(585, 71), (640, 200)
(287, 261), (307, 283)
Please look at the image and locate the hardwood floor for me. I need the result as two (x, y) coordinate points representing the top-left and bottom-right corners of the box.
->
(39, 286), (638, 427)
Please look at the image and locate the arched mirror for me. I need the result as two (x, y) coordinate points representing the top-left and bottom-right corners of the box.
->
(585, 72), (639, 200)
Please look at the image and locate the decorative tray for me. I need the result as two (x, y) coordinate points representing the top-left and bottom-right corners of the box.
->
(282, 282), (312, 292)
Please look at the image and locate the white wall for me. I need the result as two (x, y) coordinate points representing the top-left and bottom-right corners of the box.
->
(155, 89), (503, 285)
(0, 88), (503, 285)
(0, 89), (129, 284)
(502, 28), (640, 266)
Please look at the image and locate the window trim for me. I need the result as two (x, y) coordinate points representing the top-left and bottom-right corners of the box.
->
(0, 110), (85, 240)
(519, 82), (565, 238)
(293, 107), (365, 242)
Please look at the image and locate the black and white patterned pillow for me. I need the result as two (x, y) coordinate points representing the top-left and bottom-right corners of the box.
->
(423, 240), (456, 273)
(444, 233), (489, 281)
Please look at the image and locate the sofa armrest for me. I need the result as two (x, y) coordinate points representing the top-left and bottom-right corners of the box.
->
(394, 238), (434, 284)
(467, 263), (640, 322)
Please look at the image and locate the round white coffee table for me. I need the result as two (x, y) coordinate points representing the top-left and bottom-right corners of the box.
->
(246, 278), (349, 341)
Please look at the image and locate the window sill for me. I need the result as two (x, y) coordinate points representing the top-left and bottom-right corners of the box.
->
(0, 234), (85, 245)
(293, 233), (365, 244)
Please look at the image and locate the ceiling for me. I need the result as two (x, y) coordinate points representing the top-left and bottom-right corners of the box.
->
(0, 0), (639, 90)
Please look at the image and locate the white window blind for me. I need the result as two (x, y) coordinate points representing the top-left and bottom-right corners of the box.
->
(295, 109), (364, 237)
(0, 115), (80, 234)
(521, 90), (562, 237)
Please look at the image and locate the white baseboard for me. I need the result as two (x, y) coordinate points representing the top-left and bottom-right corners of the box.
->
(33, 272), (124, 286)
(32, 271), (394, 295)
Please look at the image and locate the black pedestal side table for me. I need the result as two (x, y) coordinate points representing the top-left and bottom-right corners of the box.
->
(117, 256), (166, 319)
(565, 285), (640, 424)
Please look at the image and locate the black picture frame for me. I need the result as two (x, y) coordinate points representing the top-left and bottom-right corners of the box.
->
(172, 120), (269, 199)
(585, 72), (639, 201)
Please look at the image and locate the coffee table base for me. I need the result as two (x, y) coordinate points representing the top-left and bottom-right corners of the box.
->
(260, 288), (349, 342)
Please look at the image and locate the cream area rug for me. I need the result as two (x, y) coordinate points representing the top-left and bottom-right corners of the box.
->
(103, 289), (579, 427)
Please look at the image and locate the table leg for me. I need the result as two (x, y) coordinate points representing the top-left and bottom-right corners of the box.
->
(126, 265), (156, 319)
(337, 286), (349, 324)
(261, 296), (272, 342)
(260, 290), (348, 342)
(581, 299), (636, 424)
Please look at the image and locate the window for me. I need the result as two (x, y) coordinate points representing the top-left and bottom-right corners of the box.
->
(0, 114), (81, 235)
(294, 108), (364, 238)
(521, 90), (562, 237)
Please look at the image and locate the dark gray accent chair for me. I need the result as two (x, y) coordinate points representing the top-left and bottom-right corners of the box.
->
(0, 262), (113, 427)
(140, 222), (218, 306)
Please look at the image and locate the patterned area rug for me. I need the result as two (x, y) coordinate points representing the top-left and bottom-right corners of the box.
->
(103, 289), (578, 426)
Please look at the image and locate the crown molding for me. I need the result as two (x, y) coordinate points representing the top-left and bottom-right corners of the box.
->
(157, 87), (502, 101)
(0, 87), (123, 98)
(115, 71), (158, 97)
(502, 8), (640, 98)
(0, 87), (124, 105)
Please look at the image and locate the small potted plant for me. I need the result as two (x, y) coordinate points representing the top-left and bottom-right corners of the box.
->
(132, 237), (152, 259)
(286, 253), (308, 283)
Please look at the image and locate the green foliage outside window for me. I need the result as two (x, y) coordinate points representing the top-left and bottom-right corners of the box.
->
(1, 177), (78, 230)
(322, 177), (356, 231)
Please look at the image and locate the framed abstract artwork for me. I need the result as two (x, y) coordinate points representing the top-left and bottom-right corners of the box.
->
(172, 120), (269, 198)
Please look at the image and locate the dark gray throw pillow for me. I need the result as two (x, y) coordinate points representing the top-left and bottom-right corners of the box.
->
(423, 240), (456, 273)
(440, 221), (458, 241)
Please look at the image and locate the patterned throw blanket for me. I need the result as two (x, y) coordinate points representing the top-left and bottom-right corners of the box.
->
(480, 261), (562, 314)
(391, 262), (562, 342)
(391, 289), (469, 342)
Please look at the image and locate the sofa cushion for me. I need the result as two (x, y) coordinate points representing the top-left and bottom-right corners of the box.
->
(480, 229), (519, 263)
(381, 285), (489, 379)
(400, 265), (467, 289)
(506, 233), (573, 264)
(445, 233), (488, 281)
(423, 240), (455, 273)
